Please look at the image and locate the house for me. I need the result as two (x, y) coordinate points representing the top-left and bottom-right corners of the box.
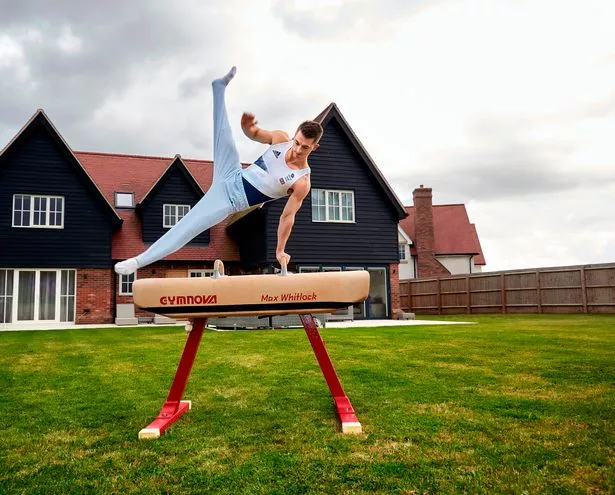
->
(398, 185), (486, 279)
(0, 105), (408, 329)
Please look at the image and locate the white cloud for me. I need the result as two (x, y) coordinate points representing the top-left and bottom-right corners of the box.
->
(56, 25), (82, 54)
(0, 35), (29, 81)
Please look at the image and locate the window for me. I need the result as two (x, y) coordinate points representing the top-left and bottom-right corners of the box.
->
(398, 244), (407, 261)
(311, 189), (354, 223)
(115, 192), (134, 208)
(0, 269), (14, 324)
(163, 204), (191, 228)
(119, 273), (135, 295)
(13, 194), (64, 228)
(60, 270), (76, 322)
(189, 270), (214, 278)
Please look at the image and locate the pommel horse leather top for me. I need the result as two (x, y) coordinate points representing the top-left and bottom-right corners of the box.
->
(132, 267), (369, 319)
(131, 261), (370, 439)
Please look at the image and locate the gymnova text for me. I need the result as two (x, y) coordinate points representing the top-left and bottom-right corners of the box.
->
(160, 295), (217, 305)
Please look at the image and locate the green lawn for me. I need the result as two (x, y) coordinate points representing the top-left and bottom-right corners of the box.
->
(1, 315), (614, 494)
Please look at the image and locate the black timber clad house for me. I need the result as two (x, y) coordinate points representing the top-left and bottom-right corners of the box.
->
(1, 104), (407, 328)
(0, 111), (121, 267)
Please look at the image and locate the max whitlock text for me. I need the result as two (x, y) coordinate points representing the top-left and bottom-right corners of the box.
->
(261, 292), (318, 302)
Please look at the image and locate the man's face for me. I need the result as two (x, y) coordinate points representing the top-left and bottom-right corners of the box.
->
(290, 131), (319, 159)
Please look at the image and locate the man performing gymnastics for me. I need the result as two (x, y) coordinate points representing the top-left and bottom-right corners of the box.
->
(114, 66), (323, 276)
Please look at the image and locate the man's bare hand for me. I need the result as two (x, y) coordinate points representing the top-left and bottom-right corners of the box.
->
(276, 250), (291, 269)
(241, 112), (258, 131)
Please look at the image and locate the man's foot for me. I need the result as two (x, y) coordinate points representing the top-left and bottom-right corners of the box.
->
(213, 66), (237, 87)
(114, 257), (139, 275)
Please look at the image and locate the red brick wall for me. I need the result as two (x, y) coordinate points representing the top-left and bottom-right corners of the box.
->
(76, 268), (114, 324)
(413, 186), (450, 279)
(389, 263), (401, 316)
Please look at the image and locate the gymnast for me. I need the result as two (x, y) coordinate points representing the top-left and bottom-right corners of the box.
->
(114, 66), (323, 276)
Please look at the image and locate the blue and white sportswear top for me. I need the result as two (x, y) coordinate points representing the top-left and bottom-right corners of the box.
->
(241, 141), (311, 206)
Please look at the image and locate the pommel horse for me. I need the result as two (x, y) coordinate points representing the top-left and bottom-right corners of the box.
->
(132, 260), (370, 439)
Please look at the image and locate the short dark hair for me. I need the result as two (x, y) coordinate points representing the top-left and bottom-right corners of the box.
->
(296, 120), (323, 142)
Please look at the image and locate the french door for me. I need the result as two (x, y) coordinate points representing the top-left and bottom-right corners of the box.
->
(0, 269), (76, 325)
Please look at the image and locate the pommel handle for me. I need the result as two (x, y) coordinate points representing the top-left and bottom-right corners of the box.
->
(280, 259), (288, 276)
(213, 259), (225, 278)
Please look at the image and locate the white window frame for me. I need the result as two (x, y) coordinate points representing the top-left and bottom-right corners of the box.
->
(311, 188), (355, 223)
(12, 194), (64, 228)
(163, 204), (191, 228)
(119, 272), (136, 295)
(399, 243), (407, 262)
(0, 269), (14, 324)
(115, 192), (135, 208)
(59, 270), (77, 323)
(189, 270), (214, 278)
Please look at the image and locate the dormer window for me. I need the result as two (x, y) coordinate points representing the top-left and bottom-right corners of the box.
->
(115, 192), (134, 208)
(163, 204), (191, 228)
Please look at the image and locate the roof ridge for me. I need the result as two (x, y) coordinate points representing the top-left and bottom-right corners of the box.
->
(74, 150), (213, 164)
(404, 203), (466, 208)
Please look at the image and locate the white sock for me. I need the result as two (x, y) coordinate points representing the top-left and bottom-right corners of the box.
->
(213, 66), (237, 87)
(114, 257), (139, 275)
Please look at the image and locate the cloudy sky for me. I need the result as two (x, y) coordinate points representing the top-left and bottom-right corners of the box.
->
(1, 0), (614, 271)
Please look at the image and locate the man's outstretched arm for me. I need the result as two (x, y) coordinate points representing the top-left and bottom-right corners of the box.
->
(276, 176), (310, 267)
(241, 112), (289, 145)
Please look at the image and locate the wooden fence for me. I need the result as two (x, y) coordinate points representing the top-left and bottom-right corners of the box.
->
(399, 263), (615, 314)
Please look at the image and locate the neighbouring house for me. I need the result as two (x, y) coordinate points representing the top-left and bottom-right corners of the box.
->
(0, 105), (408, 329)
(398, 185), (486, 280)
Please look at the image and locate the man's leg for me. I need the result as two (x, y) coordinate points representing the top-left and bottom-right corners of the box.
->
(115, 184), (232, 274)
(212, 66), (241, 183)
(114, 67), (241, 275)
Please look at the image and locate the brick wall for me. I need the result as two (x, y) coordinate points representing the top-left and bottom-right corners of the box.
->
(389, 263), (401, 316)
(76, 268), (114, 324)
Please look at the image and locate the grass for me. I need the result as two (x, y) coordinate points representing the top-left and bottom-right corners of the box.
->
(0, 314), (614, 494)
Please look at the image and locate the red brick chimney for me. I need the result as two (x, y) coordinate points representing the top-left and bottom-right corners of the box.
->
(413, 185), (450, 278)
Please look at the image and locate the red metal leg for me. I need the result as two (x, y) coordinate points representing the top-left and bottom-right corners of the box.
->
(300, 314), (362, 434)
(138, 318), (207, 439)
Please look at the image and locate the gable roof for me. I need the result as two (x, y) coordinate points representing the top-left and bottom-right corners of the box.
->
(76, 151), (239, 261)
(138, 155), (205, 210)
(315, 103), (407, 220)
(1, 109), (122, 226)
(400, 204), (486, 265)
